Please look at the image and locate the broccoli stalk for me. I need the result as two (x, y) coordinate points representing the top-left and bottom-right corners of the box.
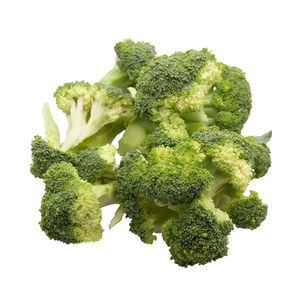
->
(42, 103), (61, 147)
(100, 58), (135, 88)
(118, 118), (155, 155)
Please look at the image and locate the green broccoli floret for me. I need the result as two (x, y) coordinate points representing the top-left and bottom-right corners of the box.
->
(245, 131), (272, 178)
(215, 191), (268, 230)
(134, 49), (251, 133)
(161, 196), (233, 267)
(54, 81), (134, 151)
(144, 114), (189, 152)
(115, 151), (175, 244)
(114, 142), (214, 243)
(192, 127), (255, 196)
(30, 135), (75, 178)
(75, 144), (117, 183)
(40, 162), (117, 244)
(144, 142), (213, 207)
(101, 39), (156, 88)
(30, 135), (117, 182)
(31, 105), (118, 181)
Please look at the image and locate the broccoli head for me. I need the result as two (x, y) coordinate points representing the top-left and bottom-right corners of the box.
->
(192, 127), (255, 195)
(134, 49), (251, 133)
(75, 144), (116, 183)
(101, 39), (156, 88)
(30, 136), (75, 178)
(162, 196), (233, 267)
(114, 142), (214, 243)
(114, 151), (174, 243)
(41, 162), (106, 243)
(216, 191), (268, 230)
(245, 131), (272, 178)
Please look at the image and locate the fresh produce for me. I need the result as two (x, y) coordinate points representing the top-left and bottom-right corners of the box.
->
(30, 39), (271, 267)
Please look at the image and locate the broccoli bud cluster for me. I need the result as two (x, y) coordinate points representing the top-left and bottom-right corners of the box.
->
(30, 39), (271, 267)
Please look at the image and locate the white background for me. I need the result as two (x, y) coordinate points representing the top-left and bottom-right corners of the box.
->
(1, 0), (299, 299)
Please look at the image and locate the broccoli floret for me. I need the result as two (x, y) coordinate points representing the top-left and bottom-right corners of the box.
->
(134, 49), (251, 133)
(101, 39), (156, 88)
(75, 144), (117, 182)
(30, 136), (75, 178)
(192, 127), (255, 195)
(215, 191), (268, 230)
(30, 134), (117, 182)
(144, 115), (189, 151)
(114, 151), (179, 243)
(54, 81), (134, 151)
(40, 162), (117, 243)
(144, 142), (213, 207)
(245, 131), (272, 178)
(161, 196), (233, 267)
(114, 142), (214, 243)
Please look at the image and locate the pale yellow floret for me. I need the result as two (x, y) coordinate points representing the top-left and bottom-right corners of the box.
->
(98, 144), (116, 166)
(56, 84), (94, 113)
(162, 117), (189, 140)
(151, 60), (222, 121)
(71, 184), (103, 242)
(210, 144), (253, 192)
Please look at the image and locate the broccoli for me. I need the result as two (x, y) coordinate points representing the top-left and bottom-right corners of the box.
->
(134, 49), (251, 133)
(118, 114), (189, 156)
(101, 39), (156, 88)
(143, 114), (189, 152)
(245, 131), (272, 178)
(192, 127), (271, 195)
(31, 136), (117, 182)
(115, 142), (214, 243)
(54, 82), (134, 151)
(40, 162), (117, 243)
(75, 144), (117, 182)
(31, 40), (272, 268)
(214, 191), (268, 230)
(73, 118), (126, 151)
(118, 117), (155, 155)
(162, 196), (233, 267)
(30, 135), (75, 178)
(114, 151), (178, 244)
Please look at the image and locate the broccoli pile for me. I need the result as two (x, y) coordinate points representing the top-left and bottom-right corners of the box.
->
(30, 39), (271, 267)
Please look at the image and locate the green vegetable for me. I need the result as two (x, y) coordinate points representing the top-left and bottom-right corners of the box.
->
(31, 40), (272, 268)
(134, 49), (251, 133)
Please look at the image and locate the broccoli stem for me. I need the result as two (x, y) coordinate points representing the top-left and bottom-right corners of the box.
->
(62, 100), (117, 151)
(92, 182), (118, 208)
(210, 176), (229, 198)
(181, 109), (210, 135)
(73, 120), (125, 151)
(213, 194), (232, 211)
(100, 63), (134, 88)
(42, 103), (60, 147)
(77, 101), (108, 144)
(118, 119), (155, 155)
(61, 98), (88, 151)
